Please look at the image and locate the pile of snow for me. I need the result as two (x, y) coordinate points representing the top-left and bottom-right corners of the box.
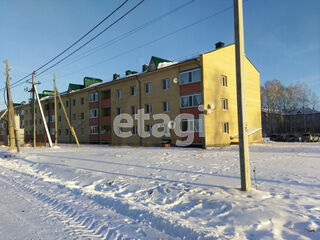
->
(0, 142), (319, 239)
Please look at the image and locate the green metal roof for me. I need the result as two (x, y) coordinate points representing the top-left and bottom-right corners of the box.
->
(84, 77), (103, 88)
(150, 56), (172, 68)
(68, 83), (84, 91)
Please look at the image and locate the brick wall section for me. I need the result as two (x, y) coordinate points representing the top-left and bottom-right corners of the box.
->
(89, 118), (98, 125)
(89, 102), (99, 109)
(179, 82), (201, 95)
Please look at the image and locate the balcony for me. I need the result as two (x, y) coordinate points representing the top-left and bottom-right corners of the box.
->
(101, 98), (111, 108)
(101, 116), (111, 125)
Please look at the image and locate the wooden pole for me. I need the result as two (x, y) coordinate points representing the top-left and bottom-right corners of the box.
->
(34, 84), (53, 147)
(53, 74), (58, 146)
(32, 72), (36, 147)
(4, 60), (15, 150)
(234, 0), (251, 190)
(55, 87), (80, 147)
(0, 110), (8, 121)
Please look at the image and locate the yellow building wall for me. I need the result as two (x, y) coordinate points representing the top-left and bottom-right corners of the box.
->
(201, 44), (262, 147)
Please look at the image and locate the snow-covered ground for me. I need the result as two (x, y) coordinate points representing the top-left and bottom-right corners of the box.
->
(0, 142), (319, 239)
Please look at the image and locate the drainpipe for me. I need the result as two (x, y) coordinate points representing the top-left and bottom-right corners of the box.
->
(135, 76), (142, 146)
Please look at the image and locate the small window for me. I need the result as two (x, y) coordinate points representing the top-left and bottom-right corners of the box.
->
(58, 129), (61, 136)
(162, 79), (170, 90)
(81, 112), (85, 120)
(223, 122), (229, 134)
(180, 68), (201, 85)
(221, 75), (228, 87)
(131, 106), (137, 115)
(163, 101), (170, 112)
(72, 113), (76, 120)
(51, 115), (55, 122)
(81, 97), (85, 105)
(130, 86), (136, 96)
(90, 108), (98, 118)
(73, 99), (76, 106)
(132, 125), (137, 136)
(66, 129), (69, 136)
(117, 108), (122, 115)
(145, 104), (152, 114)
(90, 125), (99, 135)
(58, 116), (61, 122)
(66, 100), (69, 108)
(145, 124), (152, 135)
(145, 82), (152, 93)
(117, 89), (122, 99)
(221, 98), (228, 110)
(89, 92), (99, 102)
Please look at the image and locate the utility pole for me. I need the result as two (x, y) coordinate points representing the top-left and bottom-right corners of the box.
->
(5, 60), (20, 152)
(55, 87), (80, 147)
(32, 72), (36, 147)
(5, 60), (15, 150)
(53, 74), (58, 146)
(234, 0), (251, 191)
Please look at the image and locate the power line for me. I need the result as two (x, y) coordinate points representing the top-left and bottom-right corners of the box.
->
(8, 0), (130, 86)
(36, 0), (195, 77)
(33, 0), (145, 79)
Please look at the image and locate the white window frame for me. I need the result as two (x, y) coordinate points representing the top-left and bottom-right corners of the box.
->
(180, 93), (202, 108)
(162, 79), (170, 90)
(145, 104), (152, 114)
(223, 122), (229, 134)
(117, 89), (122, 99)
(130, 86), (136, 96)
(181, 118), (202, 133)
(90, 108), (99, 118)
(90, 125), (99, 135)
(221, 98), (229, 110)
(180, 68), (201, 85)
(163, 101), (170, 112)
(221, 75), (228, 87)
(117, 107), (122, 115)
(131, 105), (137, 115)
(89, 92), (99, 102)
(145, 82), (152, 93)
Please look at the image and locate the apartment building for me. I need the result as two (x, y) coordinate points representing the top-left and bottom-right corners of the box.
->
(2, 43), (262, 147)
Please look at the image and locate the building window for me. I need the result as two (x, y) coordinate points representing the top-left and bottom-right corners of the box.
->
(180, 68), (201, 85)
(45, 116), (48, 123)
(163, 101), (170, 112)
(89, 92), (99, 102)
(66, 129), (69, 136)
(130, 86), (136, 96)
(221, 98), (229, 110)
(221, 75), (228, 87)
(180, 93), (202, 108)
(90, 125), (99, 135)
(145, 104), (152, 114)
(132, 125), (137, 136)
(131, 106), (137, 115)
(51, 128), (55, 135)
(145, 82), (152, 93)
(72, 113), (76, 120)
(223, 122), (229, 134)
(101, 125), (111, 134)
(117, 89), (122, 99)
(58, 116), (61, 122)
(51, 115), (55, 122)
(58, 129), (61, 136)
(181, 118), (202, 133)
(145, 124), (152, 135)
(81, 97), (85, 105)
(81, 128), (85, 136)
(73, 99), (76, 106)
(39, 119), (42, 124)
(117, 107), (122, 115)
(66, 100), (69, 108)
(81, 112), (85, 120)
(162, 79), (170, 90)
(90, 108), (98, 118)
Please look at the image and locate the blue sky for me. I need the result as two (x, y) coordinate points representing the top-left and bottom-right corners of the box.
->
(1, 0), (319, 109)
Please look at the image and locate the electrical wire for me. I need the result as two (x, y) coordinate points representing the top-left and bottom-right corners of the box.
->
(7, 0), (130, 86)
